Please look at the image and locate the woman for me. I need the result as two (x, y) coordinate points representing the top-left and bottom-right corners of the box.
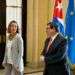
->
(3, 20), (24, 75)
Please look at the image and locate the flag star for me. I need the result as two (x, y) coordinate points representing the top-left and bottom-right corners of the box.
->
(70, 37), (73, 40)
(56, 1), (62, 10)
(70, 11), (74, 16)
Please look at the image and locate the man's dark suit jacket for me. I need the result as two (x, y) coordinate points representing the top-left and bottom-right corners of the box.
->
(41, 33), (70, 75)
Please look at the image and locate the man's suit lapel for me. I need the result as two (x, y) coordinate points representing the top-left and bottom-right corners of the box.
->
(47, 34), (63, 53)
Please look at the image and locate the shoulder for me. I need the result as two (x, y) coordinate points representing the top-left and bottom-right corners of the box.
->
(6, 34), (9, 39)
(58, 34), (67, 44)
(16, 34), (23, 42)
(58, 34), (67, 41)
(16, 34), (22, 39)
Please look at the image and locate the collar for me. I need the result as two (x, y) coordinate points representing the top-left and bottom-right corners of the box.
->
(51, 33), (59, 42)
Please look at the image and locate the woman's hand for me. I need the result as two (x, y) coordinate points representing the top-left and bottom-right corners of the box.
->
(13, 64), (19, 71)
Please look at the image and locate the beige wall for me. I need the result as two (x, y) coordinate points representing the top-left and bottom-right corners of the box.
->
(27, 0), (68, 67)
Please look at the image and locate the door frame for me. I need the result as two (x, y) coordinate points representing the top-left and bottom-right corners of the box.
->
(22, 0), (27, 66)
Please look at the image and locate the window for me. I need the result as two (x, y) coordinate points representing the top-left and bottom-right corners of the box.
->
(6, 0), (22, 34)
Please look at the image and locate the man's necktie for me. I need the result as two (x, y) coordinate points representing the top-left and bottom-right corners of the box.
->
(46, 38), (52, 53)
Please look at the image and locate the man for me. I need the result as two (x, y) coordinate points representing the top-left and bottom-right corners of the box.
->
(41, 21), (71, 75)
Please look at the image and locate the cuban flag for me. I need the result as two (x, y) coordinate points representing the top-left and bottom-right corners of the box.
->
(65, 0), (75, 64)
(53, 0), (65, 35)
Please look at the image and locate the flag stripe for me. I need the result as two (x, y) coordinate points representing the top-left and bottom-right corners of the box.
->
(65, 0), (75, 64)
(53, 0), (64, 35)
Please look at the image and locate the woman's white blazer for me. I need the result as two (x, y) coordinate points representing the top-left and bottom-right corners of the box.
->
(3, 34), (24, 72)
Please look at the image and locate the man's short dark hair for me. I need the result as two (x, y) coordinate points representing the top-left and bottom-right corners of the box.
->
(47, 22), (59, 32)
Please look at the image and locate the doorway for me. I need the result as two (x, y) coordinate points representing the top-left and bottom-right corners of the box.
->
(6, 0), (27, 66)
(0, 0), (27, 69)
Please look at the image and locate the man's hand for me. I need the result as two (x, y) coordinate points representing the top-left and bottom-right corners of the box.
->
(40, 55), (44, 61)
